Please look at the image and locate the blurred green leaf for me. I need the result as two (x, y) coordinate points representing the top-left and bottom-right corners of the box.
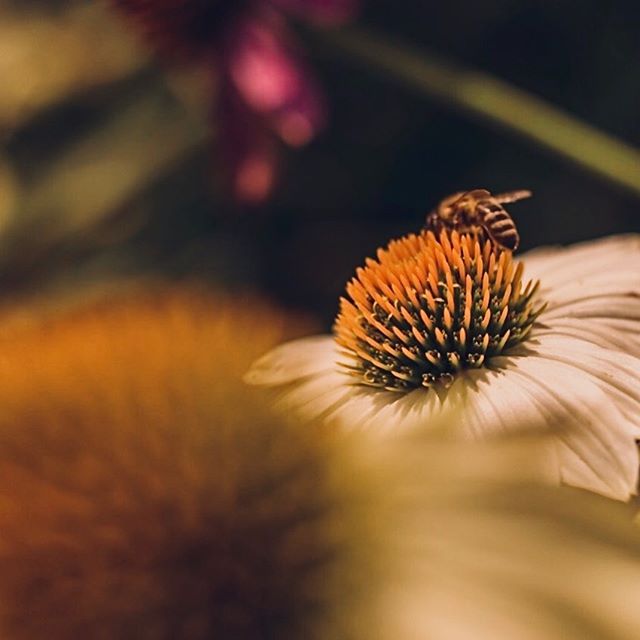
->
(318, 26), (640, 199)
(0, 3), (147, 133)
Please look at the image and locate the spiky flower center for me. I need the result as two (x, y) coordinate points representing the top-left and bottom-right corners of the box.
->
(334, 229), (545, 392)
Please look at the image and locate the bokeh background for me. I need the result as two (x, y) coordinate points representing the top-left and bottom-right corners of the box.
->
(1, 0), (638, 327)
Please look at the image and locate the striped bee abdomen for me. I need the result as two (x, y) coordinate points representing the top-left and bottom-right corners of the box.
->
(478, 200), (520, 251)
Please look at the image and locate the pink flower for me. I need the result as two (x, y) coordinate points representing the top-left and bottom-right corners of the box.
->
(112, 0), (359, 202)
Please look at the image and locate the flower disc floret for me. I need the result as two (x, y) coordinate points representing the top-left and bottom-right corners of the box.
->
(335, 229), (545, 391)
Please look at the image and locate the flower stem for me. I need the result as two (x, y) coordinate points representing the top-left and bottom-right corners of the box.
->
(316, 26), (640, 198)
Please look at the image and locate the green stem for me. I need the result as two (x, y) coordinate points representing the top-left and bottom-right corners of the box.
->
(316, 26), (640, 198)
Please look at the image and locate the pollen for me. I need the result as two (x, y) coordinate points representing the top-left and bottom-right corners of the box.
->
(334, 229), (545, 392)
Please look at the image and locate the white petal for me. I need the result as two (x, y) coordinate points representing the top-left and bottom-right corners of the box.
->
(534, 317), (640, 356)
(503, 353), (639, 500)
(279, 372), (449, 435)
(523, 242), (640, 329)
(540, 268), (640, 300)
(522, 234), (640, 289)
(523, 235), (640, 320)
(245, 335), (336, 385)
(349, 385), (446, 433)
(443, 341), (640, 499)
(541, 295), (640, 322)
(247, 336), (454, 434)
(452, 365), (550, 438)
(274, 368), (374, 425)
(588, 317), (640, 350)
(529, 333), (640, 425)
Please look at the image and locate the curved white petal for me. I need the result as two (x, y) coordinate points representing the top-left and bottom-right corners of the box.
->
(346, 385), (446, 433)
(522, 236), (640, 325)
(245, 336), (397, 429)
(541, 296), (640, 323)
(245, 335), (336, 385)
(522, 234), (640, 290)
(528, 333), (640, 424)
(247, 335), (453, 434)
(524, 335), (640, 499)
(451, 366), (550, 437)
(275, 368), (374, 425)
(437, 345), (638, 499)
(534, 317), (640, 356)
(277, 367), (449, 435)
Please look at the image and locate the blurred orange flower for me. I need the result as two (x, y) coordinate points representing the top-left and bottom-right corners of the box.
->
(0, 287), (358, 639)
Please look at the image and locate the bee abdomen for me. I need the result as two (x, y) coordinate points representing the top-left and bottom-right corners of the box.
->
(479, 205), (519, 250)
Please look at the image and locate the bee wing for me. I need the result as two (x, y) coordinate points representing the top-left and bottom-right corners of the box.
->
(493, 190), (532, 204)
(463, 188), (491, 200)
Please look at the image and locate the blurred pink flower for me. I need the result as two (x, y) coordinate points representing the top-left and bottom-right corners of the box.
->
(112, 0), (359, 202)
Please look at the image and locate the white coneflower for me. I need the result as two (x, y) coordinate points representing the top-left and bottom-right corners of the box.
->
(247, 230), (640, 501)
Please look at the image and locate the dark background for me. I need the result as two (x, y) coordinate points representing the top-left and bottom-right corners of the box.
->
(2, 0), (639, 327)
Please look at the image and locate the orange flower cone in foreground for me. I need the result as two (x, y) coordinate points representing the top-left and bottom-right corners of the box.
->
(0, 287), (640, 639)
(0, 289), (369, 639)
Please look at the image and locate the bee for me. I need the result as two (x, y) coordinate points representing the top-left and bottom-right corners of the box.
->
(425, 188), (531, 251)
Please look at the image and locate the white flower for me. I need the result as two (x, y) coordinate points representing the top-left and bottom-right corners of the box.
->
(247, 231), (640, 501)
(367, 435), (640, 640)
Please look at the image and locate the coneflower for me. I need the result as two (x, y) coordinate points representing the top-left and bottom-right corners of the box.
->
(248, 224), (640, 500)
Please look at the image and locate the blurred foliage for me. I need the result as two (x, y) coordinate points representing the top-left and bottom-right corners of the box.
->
(0, 0), (638, 325)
